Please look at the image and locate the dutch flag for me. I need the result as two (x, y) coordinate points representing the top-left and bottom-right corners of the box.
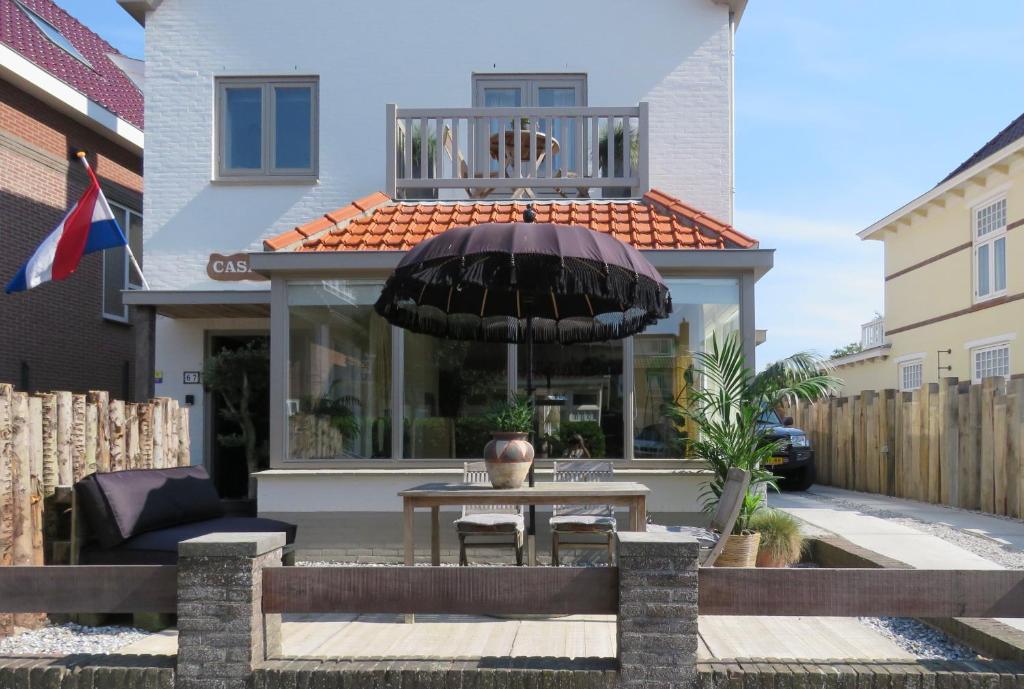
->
(6, 154), (144, 294)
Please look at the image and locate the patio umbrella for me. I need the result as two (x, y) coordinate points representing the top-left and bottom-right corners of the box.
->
(374, 210), (672, 552)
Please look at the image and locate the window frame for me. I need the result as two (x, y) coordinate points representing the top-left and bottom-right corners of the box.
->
(971, 342), (1011, 384)
(897, 358), (923, 392)
(972, 195), (1008, 303)
(471, 73), (588, 107)
(101, 200), (143, 323)
(215, 76), (319, 181)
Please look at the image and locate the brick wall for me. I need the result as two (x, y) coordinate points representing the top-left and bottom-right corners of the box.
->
(0, 77), (150, 400)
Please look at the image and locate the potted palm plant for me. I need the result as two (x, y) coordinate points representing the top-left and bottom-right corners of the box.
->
(483, 396), (535, 489)
(669, 334), (839, 567)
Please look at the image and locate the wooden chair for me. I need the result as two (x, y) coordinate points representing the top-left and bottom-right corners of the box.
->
(442, 126), (500, 199)
(549, 460), (616, 566)
(647, 467), (750, 567)
(453, 461), (525, 566)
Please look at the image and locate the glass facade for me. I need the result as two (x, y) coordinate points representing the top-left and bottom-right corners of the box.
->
(403, 334), (507, 459)
(518, 341), (624, 459)
(632, 278), (740, 458)
(287, 281), (391, 460)
(284, 277), (743, 462)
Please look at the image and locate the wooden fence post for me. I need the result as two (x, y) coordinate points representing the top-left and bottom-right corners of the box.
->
(979, 377), (1000, 513)
(926, 383), (940, 504)
(1009, 377), (1024, 519)
(940, 378), (959, 505)
(55, 391), (73, 488)
(88, 391), (110, 474)
(994, 389), (1009, 516)
(109, 400), (126, 472)
(0, 384), (12, 634)
(179, 407), (191, 466)
(70, 395), (86, 483)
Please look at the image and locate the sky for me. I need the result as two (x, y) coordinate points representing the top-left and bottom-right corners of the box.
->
(53, 1), (1024, 367)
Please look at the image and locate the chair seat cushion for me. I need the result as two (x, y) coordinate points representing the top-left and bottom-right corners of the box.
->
(550, 515), (616, 532)
(454, 513), (524, 533)
(647, 524), (719, 548)
(79, 516), (298, 565)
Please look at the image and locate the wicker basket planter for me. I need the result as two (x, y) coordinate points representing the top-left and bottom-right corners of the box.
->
(715, 532), (761, 567)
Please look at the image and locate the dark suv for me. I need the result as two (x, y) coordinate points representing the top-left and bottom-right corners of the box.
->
(758, 409), (815, 491)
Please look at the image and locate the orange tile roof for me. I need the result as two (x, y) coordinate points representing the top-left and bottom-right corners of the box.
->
(263, 189), (757, 252)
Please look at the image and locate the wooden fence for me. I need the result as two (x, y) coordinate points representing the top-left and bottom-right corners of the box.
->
(786, 376), (1024, 517)
(0, 383), (190, 630)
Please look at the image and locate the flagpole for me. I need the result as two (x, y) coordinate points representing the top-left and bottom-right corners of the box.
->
(76, 152), (150, 290)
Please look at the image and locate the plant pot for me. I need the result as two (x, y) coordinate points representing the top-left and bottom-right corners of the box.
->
(755, 550), (789, 568)
(483, 432), (534, 489)
(715, 532), (761, 567)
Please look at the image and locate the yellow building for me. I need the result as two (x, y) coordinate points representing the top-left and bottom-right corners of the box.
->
(835, 113), (1024, 393)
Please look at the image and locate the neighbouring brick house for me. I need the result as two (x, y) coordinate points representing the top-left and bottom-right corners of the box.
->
(0, 0), (150, 399)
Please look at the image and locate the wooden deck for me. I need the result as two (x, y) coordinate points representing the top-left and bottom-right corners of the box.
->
(118, 614), (914, 660)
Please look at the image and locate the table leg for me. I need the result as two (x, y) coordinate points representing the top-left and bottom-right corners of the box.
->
(430, 506), (440, 566)
(633, 497), (647, 532)
(404, 499), (415, 624)
(403, 499), (414, 566)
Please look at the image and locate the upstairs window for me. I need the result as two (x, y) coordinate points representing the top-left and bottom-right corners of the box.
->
(215, 77), (318, 180)
(973, 197), (1007, 302)
(14, 0), (92, 68)
(102, 201), (143, 322)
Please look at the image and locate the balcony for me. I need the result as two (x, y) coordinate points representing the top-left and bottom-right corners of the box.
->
(385, 103), (649, 200)
(861, 317), (885, 350)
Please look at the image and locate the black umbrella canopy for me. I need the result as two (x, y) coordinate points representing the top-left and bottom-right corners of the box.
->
(374, 222), (672, 343)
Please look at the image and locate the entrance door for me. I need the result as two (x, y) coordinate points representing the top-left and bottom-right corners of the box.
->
(207, 333), (270, 498)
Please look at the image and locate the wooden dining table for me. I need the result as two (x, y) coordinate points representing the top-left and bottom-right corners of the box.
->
(398, 481), (649, 566)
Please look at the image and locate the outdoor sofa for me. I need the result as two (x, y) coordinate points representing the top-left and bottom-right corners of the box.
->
(71, 465), (297, 565)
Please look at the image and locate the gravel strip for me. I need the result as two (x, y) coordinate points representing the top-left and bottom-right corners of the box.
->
(0, 623), (150, 656)
(858, 617), (979, 660)
(806, 489), (1024, 569)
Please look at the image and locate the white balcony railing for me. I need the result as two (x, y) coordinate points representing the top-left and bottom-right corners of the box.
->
(385, 103), (649, 200)
(861, 317), (885, 349)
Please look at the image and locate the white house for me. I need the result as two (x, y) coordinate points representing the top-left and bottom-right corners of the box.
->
(119, 0), (772, 559)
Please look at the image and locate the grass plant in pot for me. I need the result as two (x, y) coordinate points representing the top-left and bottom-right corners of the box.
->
(483, 396), (535, 489)
(668, 334), (840, 567)
(749, 508), (805, 567)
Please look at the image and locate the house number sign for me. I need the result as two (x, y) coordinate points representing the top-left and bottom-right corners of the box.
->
(206, 252), (267, 282)
(183, 371), (201, 385)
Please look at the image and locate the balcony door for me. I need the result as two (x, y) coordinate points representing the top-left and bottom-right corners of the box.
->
(472, 74), (586, 176)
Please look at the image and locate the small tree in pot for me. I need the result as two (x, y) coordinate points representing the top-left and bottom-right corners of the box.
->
(483, 396), (535, 489)
(669, 334), (839, 566)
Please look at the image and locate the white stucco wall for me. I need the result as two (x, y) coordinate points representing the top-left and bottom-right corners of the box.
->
(142, 0), (735, 291)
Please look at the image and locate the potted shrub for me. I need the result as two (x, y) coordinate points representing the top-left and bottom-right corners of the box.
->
(749, 508), (805, 567)
(483, 396), (535, 489)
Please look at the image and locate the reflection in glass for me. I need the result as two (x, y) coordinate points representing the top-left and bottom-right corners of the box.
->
(633, 279), (740, 458)
(404, 335), (507, 458)
(274, 86), (312, 169)
(225, 87), (262, 170)
(519, 341), (624, 459)
(288, 282), (391, 460)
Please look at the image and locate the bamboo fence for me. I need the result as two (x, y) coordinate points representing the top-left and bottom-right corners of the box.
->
(786, 375), (1024, 518)
(0, 383), (190, 631)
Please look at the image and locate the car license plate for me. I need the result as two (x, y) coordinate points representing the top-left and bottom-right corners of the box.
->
(764, 457), (786, 466)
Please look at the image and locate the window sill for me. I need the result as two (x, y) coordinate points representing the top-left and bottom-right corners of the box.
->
(102, 313), (132, 326)
(211, 176), (319, 186)
(974, 290), (1008, 306)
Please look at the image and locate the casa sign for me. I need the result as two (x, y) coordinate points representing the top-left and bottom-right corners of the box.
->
(206, 253), (266, 282)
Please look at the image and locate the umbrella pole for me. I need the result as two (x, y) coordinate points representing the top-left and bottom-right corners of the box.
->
(525, 316), (537, 565)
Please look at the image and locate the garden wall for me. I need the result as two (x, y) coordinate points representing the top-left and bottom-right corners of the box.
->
(786, 376), (1023, 517)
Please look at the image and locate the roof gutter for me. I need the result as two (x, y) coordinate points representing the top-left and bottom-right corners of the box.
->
(117, 0), (162, 26)
(858, 136), (1024, 241)
(0, 42), (143, 153)
(248, 248), (775, 281)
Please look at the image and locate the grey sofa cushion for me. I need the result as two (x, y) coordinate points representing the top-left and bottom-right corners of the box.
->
(76, 466), (224, 548)
(79, 516), (297, 565)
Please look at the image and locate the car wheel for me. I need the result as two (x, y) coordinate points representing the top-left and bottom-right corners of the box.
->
(781, 465), (815, 492)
